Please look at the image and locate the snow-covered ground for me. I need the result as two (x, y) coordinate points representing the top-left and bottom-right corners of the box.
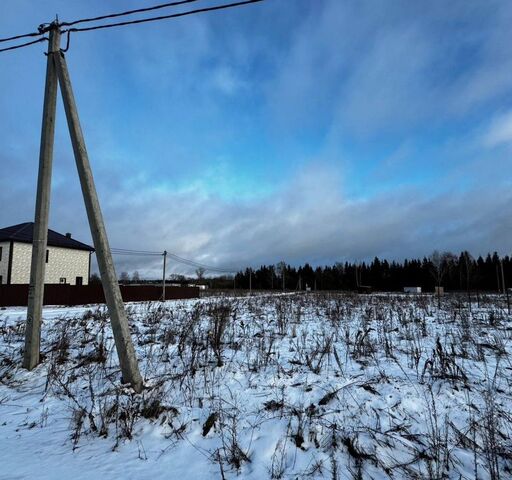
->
(1, 293), (511, 479)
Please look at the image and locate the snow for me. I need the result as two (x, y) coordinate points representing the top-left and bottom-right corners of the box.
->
(0, 293), (511, 479)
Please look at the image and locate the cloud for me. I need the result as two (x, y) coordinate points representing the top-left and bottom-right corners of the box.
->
(211, 66), (247, 95)
(483, 110), (512, 148)
(266, 0), (512, 138)
(83, 162), (512, 276)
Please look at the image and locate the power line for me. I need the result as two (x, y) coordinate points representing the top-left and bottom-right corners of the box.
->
(111, 247), (162, 255)
(60, 0), (203, 28)
(110, 246), (238, 272)
(0, 37), (47, 54)
(62, 0), (266, 34)
(1, 236), (237, 272)
(166, 252), (238, 273)
(0, 29), (44, 44)
(0, 2), (203, 42)
(167, 252), (237, 273)
(0, 0), (267, 55)
(111, 251), (162, 257)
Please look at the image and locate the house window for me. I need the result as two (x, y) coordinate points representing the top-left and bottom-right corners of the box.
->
(46, 250), (49, 263)
(0, 246), (2, 261)
(76, 276), (83, 286)
(59, 277), (67, 284)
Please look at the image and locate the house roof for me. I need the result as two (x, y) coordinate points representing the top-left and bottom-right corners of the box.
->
(0, 222), (95, 252)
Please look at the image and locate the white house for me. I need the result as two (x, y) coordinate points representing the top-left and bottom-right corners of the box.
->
(0, 222), (94, 286)
(404, 286), (422, 294)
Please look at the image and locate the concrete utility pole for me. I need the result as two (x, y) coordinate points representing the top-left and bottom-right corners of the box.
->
(54, 48), (143, 392)
(24, 24), (60, 370)
(162, 250), (167, 301)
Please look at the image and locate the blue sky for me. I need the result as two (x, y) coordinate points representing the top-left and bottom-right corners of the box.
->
(1, 0), (512, 276)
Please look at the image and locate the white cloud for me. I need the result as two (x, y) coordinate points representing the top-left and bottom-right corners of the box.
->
(483, 111), (512, 148)
(211, 66), (247, 95)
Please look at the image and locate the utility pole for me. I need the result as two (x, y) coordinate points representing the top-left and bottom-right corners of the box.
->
(282, 268), (285, 291)
(162, 250), (167, 301)
(271, 266), (273, 290)
(500, 258), (510, 313)
(500, 259), (506, 295)
(54, 45), (143, 392)
(24, 24), (60, 370)
(249, 268), (252, 294)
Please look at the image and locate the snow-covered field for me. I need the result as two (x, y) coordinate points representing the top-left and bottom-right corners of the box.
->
(0, 293), (511, 479)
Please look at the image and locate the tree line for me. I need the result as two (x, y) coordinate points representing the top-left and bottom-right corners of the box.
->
(226, 251), (511, 292)
(100, 250), (510, 293)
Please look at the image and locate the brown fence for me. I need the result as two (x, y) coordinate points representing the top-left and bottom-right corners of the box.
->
(0, 284), (199, 307)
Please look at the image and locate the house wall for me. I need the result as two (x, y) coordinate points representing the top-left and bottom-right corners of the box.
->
(403, 286), (422, 294)
(0, 241), (10, 284)
(9, 242), (90, 285)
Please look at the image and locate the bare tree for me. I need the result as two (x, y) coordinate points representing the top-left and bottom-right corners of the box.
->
(277, 261), (287, 290)
(119, 271), (130, 283)
(131, 271), (140, 283)
(169, 273), (185, 282)
(90, 273), (101, 284)
(462, 251), (474, 311)
(429, 250), (456, 307)
(335, 262), (345, 289)
(196, 267), (206, 281)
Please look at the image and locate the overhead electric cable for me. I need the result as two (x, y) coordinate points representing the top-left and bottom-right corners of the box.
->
(111, 250), (162, 257)
(60, 0), (203, 27)
(0, 30), (44, 44)
(0, 37), (47, 53)
(167, 252), (237, 272)
(62, 0), (266, 34)
(110, 245), (238, 272)
(0, 0), (267, 54)
(111, 247), (162, 255)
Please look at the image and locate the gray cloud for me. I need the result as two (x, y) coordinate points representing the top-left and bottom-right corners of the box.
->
(85, 162), (511, 276)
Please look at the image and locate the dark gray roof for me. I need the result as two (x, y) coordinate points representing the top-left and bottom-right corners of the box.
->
(0, 222), (95, 252)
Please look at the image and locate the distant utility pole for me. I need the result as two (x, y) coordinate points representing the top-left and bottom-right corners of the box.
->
(24, 22), (142, 393)
(500, 259), (506, 295)
(249, 268), (252, 294)
(162, 250), (167, 301)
